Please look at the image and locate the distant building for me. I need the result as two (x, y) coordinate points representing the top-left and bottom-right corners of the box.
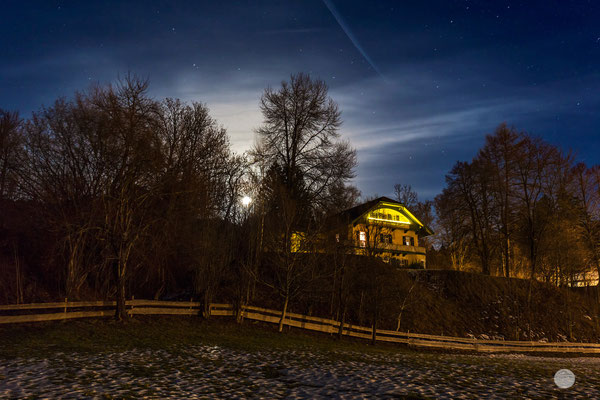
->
(325, 197), (434, 267)
(572, 268), (599, 287)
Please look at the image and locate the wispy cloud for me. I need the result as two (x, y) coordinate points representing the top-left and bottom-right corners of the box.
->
(2, 0), (598, 200)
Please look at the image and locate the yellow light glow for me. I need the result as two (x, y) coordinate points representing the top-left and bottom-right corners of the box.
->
(367, 217), (410, 225)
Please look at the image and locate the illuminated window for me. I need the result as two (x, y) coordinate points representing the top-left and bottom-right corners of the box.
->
(359, 231), (366, 247)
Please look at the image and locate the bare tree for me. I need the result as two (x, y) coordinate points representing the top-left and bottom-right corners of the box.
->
(0, 109), (22, 201)
(150, 98), (240, 305)
(87, 76), (162, 320)
(571, 163), (600, 285)
(444, 160), (496, 275)
(434, 189), (470, 270)
(20, 95), (111, 299)
(393, 183), (434, 248)
(513, 136), (562, 284)
(394, 184), (418, 210)
(478, 124), (521, 277)
(22, 76), (235, 319)
(250, 73), (358, 332)
(252, 73), (357, 213)
(435, 124), (579, 285)
(256, 165), (322, 332)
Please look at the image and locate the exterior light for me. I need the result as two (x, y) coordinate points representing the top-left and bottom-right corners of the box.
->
(242, 196), (252, 207)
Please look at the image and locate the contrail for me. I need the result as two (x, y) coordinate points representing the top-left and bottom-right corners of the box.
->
(322, 0), (385, 79)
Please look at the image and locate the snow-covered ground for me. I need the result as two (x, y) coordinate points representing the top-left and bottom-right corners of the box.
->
(1, 345), (599, 399)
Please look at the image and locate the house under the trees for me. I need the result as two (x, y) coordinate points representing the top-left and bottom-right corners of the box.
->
(326, 197), (433, 267)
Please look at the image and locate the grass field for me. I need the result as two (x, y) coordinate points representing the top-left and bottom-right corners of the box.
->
(0, 316), (403, 360)
(1, 317), (599, 398)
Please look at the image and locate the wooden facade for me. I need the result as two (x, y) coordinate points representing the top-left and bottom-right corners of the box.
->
(328, 197), (434, 267)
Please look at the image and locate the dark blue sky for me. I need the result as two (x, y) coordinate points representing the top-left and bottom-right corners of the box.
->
(2, 1), (599, 199)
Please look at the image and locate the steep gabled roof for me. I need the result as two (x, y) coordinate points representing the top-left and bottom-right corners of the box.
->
(327, 196), (434, 236)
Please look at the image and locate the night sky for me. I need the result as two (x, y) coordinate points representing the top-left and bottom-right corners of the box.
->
(2, 1), (599, 199)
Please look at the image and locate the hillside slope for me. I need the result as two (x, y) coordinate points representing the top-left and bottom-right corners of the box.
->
(382, 269), (600, 342)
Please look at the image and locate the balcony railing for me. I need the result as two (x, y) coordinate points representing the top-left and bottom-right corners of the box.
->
(364, 217), (413, 229)
(351, 241), (426, 255)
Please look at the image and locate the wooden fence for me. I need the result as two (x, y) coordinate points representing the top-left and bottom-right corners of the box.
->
(210, 303), (600, 354)
(0, 299), (201, 324)
(2, 300), (600, 353)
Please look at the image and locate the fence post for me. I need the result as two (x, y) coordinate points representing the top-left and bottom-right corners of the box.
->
(64, 297), (67, 314)
(130, 295), (134, 315)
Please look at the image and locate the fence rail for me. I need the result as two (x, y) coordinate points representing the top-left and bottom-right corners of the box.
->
(210, 303), (600, 354)
(0, 299), (202, 324)
(2, 300), (600, 353)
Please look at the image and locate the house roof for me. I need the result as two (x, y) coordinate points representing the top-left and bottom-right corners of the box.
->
(327, 196), (434, 236)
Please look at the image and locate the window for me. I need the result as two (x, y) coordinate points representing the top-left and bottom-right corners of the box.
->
(410, 237), (415, 246)
(359, 231), (366, 247)
(403, 236), (410, 246)
(380, 233), (392, 244)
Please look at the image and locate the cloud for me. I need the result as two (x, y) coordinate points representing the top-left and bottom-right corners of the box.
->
(2, 0), (598, 201)
(324, 60), (600, 198)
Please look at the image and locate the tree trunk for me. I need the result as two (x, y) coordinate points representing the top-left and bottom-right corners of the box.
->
(204, 288), (212, 319)
(330, 264), (338, 317)
(371, 319), (377, 345)
(115, 260), (128, 322)
(358, 291), (365, 326)
(504, 236), (511, 278)
(337, 307), (346, 339)
(371, 296), (378, 345)
(14, 245), (23, 304)
(235, 293), (243, 324)
(278, 295), (289, 333)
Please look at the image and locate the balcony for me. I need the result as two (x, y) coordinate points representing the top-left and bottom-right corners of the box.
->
(364, 216), (414, 230)
(351, 241), (426, 255)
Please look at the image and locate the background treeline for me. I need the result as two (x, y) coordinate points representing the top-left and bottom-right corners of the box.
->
(1, 73), (599, 338)
(0, 74), (361, 321)
(429, 125), (600, 287)
(0, 77), (253, 319)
